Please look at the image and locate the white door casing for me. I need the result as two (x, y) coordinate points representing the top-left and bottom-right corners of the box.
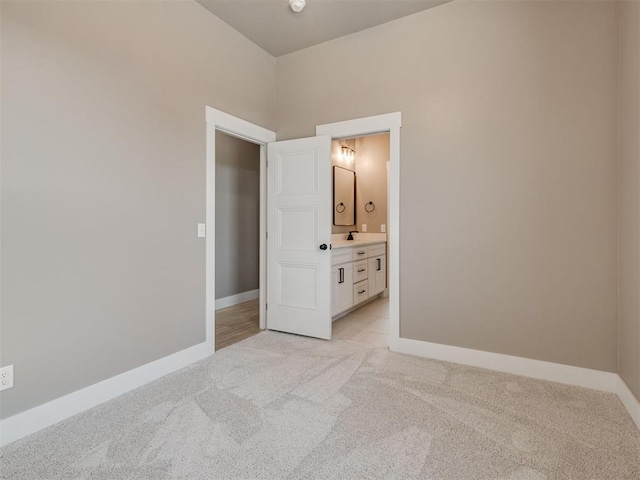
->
(316, 112), (401, 347)
(205, 107), (276, 347)
(267, 136), (333, 339)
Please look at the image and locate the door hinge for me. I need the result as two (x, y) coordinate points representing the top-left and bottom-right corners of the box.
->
(266, 231), (268, 239)
(266, 303), (268, 311)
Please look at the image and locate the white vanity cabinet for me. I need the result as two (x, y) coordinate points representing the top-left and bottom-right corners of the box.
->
(331, 241), (386, 318)
(366, 243), (386, 298)
(331, 262), (353, 317)
(368, 254), (386, 297)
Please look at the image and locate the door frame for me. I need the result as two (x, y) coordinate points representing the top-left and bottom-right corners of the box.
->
(205, 107), (276, 349)
(316, 112), (401, 348)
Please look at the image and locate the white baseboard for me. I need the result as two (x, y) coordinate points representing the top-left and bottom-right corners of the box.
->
(3, 335), (638, 448)
(215, 289), (259, 310)
(391, 337), (617, 392)
(616, 376), (640, 430)
(391, 337), (640, 431)
(0, 341), (213, 447)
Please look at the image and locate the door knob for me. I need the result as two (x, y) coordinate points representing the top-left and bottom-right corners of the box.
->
(319, 244), (328, 250)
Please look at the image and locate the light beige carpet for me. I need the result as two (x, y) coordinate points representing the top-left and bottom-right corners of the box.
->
(1, 331), (639, 479)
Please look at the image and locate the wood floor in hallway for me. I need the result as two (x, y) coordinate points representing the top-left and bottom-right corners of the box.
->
(215, 298), (260, 351)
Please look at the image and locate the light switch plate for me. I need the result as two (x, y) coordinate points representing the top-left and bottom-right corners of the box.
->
(197, 223), (206, 238)
(0, 365), (14, 391)
(381, 224), (386, 233)
(362, 224), (367, 232)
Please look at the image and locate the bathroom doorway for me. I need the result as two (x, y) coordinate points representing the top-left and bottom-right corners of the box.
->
(316, 112), (401, 349)
(329, 133), (391, 347)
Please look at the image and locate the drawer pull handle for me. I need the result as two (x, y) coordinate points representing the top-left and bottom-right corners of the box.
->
(377, 259), (381, 271)
(357, 269), (365, 273)
(357, 251), (365, 255)
(338, 268), (344, 284)
(358, 290), (366, 294)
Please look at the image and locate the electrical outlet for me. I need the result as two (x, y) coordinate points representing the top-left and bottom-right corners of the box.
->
(381, 224), (386, 233)
(362, 224), (367, 232)
(0, 365), (14, 391)
(197, 223), (206, 238)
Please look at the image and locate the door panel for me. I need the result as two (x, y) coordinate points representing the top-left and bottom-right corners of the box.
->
(267, 136), (332, 339)
(278, 207), (318, 251)
(278, 263), (318, 309)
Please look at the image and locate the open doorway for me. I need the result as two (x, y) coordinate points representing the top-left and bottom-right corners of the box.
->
(317, 112), (401, 350)
(205, 107), (276, 352)
(214, 131), (261, 350)
(329, 133), (391, 347)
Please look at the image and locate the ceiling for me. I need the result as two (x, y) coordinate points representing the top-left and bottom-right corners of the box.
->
(196, 0), (451, 57)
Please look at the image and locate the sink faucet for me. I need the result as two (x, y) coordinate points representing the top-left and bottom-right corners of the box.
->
(347, 230), (358, 241)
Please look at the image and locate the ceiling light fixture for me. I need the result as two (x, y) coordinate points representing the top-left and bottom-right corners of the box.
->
(289, 0), (306, 13)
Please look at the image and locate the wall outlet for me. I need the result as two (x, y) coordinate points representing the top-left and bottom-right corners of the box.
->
(381, 224), (386, 233)
(197, 223), (206, 238)
(0, 365), (14, 391)
(362, 224), (367, 232)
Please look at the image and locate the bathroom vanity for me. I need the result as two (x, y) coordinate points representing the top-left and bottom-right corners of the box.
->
(331, 240), (386, 318)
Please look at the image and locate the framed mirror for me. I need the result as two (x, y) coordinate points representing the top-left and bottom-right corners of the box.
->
(333, 166), (355, 226)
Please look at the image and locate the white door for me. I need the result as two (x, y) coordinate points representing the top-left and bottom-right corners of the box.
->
(267, 136), (332, 339)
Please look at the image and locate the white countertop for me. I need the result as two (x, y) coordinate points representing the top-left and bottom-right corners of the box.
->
(332, 239), (386, 250)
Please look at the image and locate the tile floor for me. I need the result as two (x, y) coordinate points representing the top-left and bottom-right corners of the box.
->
(332, 295), (389, 346)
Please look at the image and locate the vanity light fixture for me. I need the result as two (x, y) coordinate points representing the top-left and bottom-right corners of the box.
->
(289, 0), (306, 13)
(340, 145), (356, 163)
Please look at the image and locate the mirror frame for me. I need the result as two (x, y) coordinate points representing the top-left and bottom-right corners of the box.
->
(333, 166), (356, 226)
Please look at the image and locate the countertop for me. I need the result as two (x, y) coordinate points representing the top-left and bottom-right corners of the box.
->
(332, 239), (386, 250)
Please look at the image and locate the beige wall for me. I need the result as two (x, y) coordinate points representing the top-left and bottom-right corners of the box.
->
(332, 135), (389, 236)
(215, 132), (260, 300)
(355, 134), (389, 234)
(277, 0), (620, 371)
(0, 0), (275, 419)
(618, 1), (640, 400)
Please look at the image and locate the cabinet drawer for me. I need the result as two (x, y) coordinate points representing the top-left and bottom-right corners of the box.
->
(352, 247), (368, 261)
(353, 280), (369, 305)
(353, 260), (368, 283)
(332, 248), (352, 266)
(368, 243), (386, 257)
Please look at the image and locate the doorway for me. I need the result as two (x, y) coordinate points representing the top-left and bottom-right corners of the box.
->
(329, 133), (391, 347)
(316, 113), (401, 349)
(205, 107), (276, 351)
(214, 131), (261, 350)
